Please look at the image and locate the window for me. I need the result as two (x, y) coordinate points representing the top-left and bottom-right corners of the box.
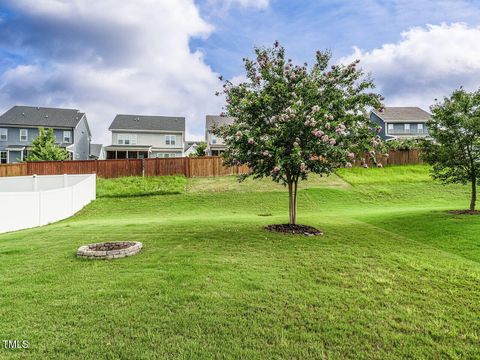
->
(0, 128), (7, 141)
(211, 135), (217, 145)
(20, 129), (28, 141)
(117, 134), (137, 145)
(165, 135), (176, 146)
(387, 124), (394, 133)
(157, 153), (176, 158)
(63, 130), (72, 143)
(404, 124), (410, 132)
(0, 151), (7, 164)
(418, 123), (424, 133)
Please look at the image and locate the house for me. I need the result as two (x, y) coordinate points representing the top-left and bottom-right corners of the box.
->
(370, 107), (431, 141)
(105, 114), (185, 159)
(184, 141), (201, 157)
(205, 115), (235, 156)
(89, 143), (105, 160)
(0, 105), (91, 163)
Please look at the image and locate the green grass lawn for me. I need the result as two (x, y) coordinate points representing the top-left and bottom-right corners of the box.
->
(0, 166), (479, 359)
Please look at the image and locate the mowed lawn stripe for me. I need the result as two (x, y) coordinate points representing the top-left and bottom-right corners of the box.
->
(0, 166), (479, 359)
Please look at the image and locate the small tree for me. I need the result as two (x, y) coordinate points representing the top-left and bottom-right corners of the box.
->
(190, 142), (207, 157)
(422, 88), (480, 212)
(214, 42), (385, 225)
(26, 128), (70, 161)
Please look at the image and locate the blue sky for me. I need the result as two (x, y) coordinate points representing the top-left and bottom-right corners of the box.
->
(193, 0), (480, 76)
(1, 0), (480, 142)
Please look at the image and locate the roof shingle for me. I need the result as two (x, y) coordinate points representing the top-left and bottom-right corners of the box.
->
(205, 115), (235, 131)
(371, 107), (431, 122)
(0, 106), (85, 128)
(109, 114), (185, 132)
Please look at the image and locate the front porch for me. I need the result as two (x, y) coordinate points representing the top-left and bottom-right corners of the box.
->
(105, 145), (152, 160)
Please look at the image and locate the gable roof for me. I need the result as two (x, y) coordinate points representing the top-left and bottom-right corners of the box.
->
(371, 107), (431, 123)
(206, 115), (235, 131)
(109, 114), (185, 132)
(89, 144), (103, 158)
(0, 106), (85, 128)
(184, 140), (201, 151)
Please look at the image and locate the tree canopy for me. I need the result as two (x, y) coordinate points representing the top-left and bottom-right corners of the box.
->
(189, 142), (207, 157)
(26, 128), (70, 162)
(422, 88), (480, 212)
(213, 42), (385, 225)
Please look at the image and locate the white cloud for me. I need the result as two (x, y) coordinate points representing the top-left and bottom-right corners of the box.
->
(341, 23), (480, 110)
(0, 0), (226, 143)
(227, 0), (269, 9)
(207, 0), (269, 10)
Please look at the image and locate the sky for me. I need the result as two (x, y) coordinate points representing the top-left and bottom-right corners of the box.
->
(1, 0), (480, 143)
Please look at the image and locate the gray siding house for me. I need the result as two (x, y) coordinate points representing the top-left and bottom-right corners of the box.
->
(205, 115), (235, 156)
(371, 107), (431, 141)
(89, 144), (105, 160)
(0, 106), (92, 163)
(106, 114), (185, 159)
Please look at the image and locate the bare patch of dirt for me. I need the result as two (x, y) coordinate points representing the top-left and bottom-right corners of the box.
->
(265, 224), (323, 236)
(447, 210), (480, 215)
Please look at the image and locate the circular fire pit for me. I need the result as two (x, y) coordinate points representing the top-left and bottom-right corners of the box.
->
(77, 241), (142, 260)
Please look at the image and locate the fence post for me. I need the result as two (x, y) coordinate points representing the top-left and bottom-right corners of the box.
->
(183, 157), (188, 177)
(63, 173), (68, 188)
(33, 174), (38, 192)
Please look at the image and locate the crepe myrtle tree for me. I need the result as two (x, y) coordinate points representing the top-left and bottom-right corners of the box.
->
(213, 42), (386, 225)
(422, 88), (480, 212)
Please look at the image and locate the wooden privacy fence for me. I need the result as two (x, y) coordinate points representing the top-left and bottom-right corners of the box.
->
(0, 163), (27, 177)
(5, 157), (249, 178)
(0, 150), (421, 179)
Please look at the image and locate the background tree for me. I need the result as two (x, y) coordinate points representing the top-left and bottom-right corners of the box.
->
(26, 128), (70, 161)
(422, 88), (480, 212)
(189, 142), (207, 157)
(214, 42), (385, 226)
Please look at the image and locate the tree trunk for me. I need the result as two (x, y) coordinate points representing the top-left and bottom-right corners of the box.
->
(471, 178), (477, 211)
(287, 178), (299, 225)
(288, 181), (294, 224)
(292, 178), (298, 225)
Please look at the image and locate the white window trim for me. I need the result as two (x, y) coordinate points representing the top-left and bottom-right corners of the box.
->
(20, 129), (28, 142)
(0, 128), (7, 141)
(387, 123), (394, 134)
(165, 135), (176, 146)
(63, 130), (72, 143)
(117, 134), (137, 145)
(0, 151), (7, 164)
(156, 153), (178, 158)
(404, 124), (411, 132)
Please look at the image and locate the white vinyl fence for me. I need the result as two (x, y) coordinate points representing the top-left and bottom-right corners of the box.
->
(0, 174), (96, 234)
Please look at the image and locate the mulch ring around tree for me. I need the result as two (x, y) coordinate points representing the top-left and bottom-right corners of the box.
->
(447, 210), (480, 215)
(265, 224), (324, 236)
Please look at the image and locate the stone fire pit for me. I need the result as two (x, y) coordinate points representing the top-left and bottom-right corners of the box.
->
(77, 241), (142, 260)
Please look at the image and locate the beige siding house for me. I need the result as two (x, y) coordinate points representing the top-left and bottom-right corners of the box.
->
(105, 114), (185, 159)
(205, 115), (234, 156)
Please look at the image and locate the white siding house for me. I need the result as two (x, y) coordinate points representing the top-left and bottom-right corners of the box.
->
(105, 114), (185, 159)
(205, 115), (235, 156)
